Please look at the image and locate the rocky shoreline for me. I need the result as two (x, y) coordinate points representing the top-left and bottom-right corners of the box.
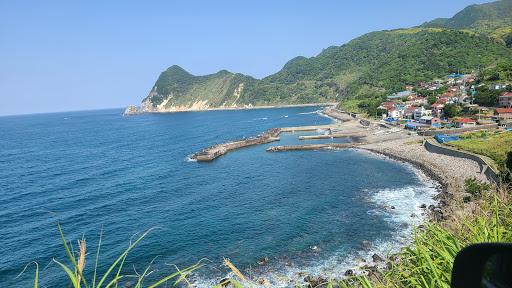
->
(293, 112), (490, 286)
(188, 107), (489, 287)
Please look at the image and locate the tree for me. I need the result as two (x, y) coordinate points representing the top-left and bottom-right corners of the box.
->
(443, 103), (463, 118)
(474, 86), (499, 107)
(427, 95), (438, 105)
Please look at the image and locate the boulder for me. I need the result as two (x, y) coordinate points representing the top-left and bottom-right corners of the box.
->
(372, 253), (384, 262)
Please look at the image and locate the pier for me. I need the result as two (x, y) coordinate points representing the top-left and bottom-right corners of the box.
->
(191, 107), (369, 162)
(298, 132), (366, 140)
(279, 124), (334, 133)
(192, 128), (281, 161)
(266, 143), (364, 152)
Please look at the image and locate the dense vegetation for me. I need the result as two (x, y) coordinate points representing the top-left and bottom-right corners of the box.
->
(141, 1), (512, 111)
(422, 0), (512, 44)
(147, 65), (256, 108)
(447, 131), (512, 169)
(144, 29), (512, 110)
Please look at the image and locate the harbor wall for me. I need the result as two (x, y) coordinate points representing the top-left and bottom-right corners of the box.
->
(423, 139), (500, 184)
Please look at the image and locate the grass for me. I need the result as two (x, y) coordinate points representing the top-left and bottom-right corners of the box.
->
(337, 186), (512, 288)
(19, 225), (205, 288)
(447, 131), (512, 169)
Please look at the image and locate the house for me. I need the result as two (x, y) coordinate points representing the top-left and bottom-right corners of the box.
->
(379, 101), (395, 110)
(406, 96), (427, 106)
(419, 116), (442, 127)
(453, 118), (477, 128)
(499, 92), (512, 108)
(413, 107), (432, 120)
(496, 108), (512, 120)
(403, 107), (417, 119)
(387, 109), (401, 119)
(387, 90), (413, 100)
(494, 83), (508, 90)
(432, 103), (445, 117)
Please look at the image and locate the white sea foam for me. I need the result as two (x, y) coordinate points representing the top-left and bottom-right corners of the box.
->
(298, 110), (322, 115)
(192, 149), (438, 287)
(185, 156), (197, 162)
(192, 182), (438, 287)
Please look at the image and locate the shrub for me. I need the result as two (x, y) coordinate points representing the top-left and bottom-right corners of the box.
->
(464, 177), (491, 199)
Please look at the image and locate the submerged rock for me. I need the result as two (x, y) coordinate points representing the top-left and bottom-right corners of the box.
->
(361, 240), (372, 250)
(257, 256), (269, 265)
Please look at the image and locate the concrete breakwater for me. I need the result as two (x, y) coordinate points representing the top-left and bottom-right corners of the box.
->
(192, 128), (282, 161)
(191, 108), (359, 162)
(266, 143), (365, 152)
(191, 124), (336, 162)
(321, 107), (356, 122)
(298, 132), (366, 140)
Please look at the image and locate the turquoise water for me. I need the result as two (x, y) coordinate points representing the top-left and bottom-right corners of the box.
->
(0, 107), (436, 287)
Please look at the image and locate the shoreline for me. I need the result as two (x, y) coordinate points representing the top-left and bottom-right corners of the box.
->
(124, 102), (338, 115)
(190, 108), (459, 286)
(187, 107), (489, 286)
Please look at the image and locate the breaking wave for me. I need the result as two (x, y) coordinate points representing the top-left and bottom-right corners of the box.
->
(191, 159), (438, 287)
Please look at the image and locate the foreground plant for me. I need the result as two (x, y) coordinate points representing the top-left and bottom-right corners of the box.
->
(338, 186), (512, 288)
(21, 224), (202, 288)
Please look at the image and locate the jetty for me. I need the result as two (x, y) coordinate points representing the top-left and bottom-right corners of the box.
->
(192, 128), (281, 161)
(266, 143), (365, 152)
(298, 132), (366, 140)
(280, 124), (333, 133)
(190, 107), (376, 162)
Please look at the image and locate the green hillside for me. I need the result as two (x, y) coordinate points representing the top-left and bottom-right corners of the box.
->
(138, 1), (512, 112)
(422, 0), (512, 45)
(144, 65), (257, 109)
(252, 28), (512, 99)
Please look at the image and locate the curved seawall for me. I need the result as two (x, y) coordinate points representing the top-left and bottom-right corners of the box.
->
(423, 139), (500, 184)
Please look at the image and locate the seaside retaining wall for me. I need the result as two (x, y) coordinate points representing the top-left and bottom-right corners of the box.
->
(418, 124), (498, 136)
(423, 139), (500, 184)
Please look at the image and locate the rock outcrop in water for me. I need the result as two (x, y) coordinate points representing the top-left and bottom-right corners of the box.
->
(123, 105), (142, 116)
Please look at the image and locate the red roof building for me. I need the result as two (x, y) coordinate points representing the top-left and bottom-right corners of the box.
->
(453, 118), (477, 128)
(499, 92), (512, 108)
(496, 108), (512, 119)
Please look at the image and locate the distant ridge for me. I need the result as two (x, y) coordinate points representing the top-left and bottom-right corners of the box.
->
(129, 0), (512, 114)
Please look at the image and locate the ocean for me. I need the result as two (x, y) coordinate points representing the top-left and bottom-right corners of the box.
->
(0, 107), (437, 287)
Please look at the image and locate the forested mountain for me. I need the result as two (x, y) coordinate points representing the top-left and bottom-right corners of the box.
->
(136, 0), (512, 113)
(422, 0), (512, 45)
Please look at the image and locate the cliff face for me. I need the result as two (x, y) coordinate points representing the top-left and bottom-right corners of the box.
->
(137, 66), (260, 113)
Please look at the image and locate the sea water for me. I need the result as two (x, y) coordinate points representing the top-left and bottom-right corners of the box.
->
(0, 107), (437, 287)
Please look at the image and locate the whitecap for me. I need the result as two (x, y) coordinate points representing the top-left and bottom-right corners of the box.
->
(185, 156), (197, 162)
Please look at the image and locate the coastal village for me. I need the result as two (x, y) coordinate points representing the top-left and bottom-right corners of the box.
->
(377, 73), (512, 138)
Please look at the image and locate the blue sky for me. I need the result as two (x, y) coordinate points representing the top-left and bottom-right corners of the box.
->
(0, 0), (492, 116)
